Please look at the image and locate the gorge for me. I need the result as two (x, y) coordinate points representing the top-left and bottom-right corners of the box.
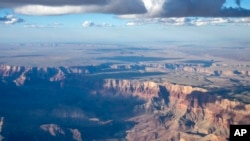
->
(0, 64), (249, 141)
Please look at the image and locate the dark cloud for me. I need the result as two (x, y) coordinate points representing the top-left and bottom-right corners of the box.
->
(162, 0), (217, 17)
(159, 0), (250, 17)
(0, 0), (108, 6)
(106, 0), (146, 14)
(235, 0), (241, 7)
(0, 0), (250, 17)
(220, 7), (250, 17)
(0, 0), (147, 15)
(0, 15), (24, 24)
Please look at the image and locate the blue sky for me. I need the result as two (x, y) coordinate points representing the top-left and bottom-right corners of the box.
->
(223, 0), (250, 8)
(0, 0), (250, 44)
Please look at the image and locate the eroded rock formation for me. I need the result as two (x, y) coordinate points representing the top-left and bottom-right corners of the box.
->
(127, 87), (250, 141)
(99, 79), (250, 141)
(40, 124), (82, 141)
(0, 64), (249, 141)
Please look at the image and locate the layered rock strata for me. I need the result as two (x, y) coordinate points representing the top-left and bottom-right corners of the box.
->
(0, 65), (250, 141)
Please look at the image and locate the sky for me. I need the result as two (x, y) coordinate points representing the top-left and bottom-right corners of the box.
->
(0, 0), (250, 44)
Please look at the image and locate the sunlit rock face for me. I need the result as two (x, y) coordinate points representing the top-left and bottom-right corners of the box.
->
(40, 124), (82, 141)
(97, 79), (250, 141)
(0, 65), (249, 141)
(40, 124), (65, 136)
(101, 79), (159, 99)
(126, 86), (250, 141)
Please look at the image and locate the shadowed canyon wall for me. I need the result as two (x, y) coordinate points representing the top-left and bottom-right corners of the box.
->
(0, 65), (250, 141)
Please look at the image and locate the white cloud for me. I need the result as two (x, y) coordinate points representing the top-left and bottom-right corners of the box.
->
(0, 14), (24, 24)
(98, 22), (113, 27)
(14, 5), (97, 15)
(82, 21), (114, 27)
(82, 21), (95, 27)
(190, 17), (250, 26)
(24, 23), (63, 28)
(1, 0), (250, 20)
(126, 22), (139, 26)
(142, 0), (165, 17)
(10, 0), (146, 16)
(125, 17), (250, 26)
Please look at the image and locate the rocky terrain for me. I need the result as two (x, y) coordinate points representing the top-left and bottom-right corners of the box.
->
(0, 63), (250, 141)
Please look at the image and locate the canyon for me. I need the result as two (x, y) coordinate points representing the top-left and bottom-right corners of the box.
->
(0, 63), (249, 141)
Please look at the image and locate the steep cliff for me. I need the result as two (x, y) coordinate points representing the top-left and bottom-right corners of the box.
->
(0, 65), (249, 141)
(120, 81), (250, 141)
(1, 63), (249, 87)
(100, 79), (159, 100)
(86, 78), (250, 141)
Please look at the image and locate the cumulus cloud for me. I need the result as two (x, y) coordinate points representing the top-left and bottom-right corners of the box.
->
(133, 0), (250, 18)
(82, 21), (113, 27)
(126, 17), (250, 26)
(140, 0), (250, 17)
(142, 0), (165, 17)
(0, 14), (24, 24)
(0, 0), (108, 6)
(1, 0), (250, 17)
(14, 5), (92, 15)
(1, 0), (146, 15)
(161, 0), (225, 17)
(82, 21), (95, 27)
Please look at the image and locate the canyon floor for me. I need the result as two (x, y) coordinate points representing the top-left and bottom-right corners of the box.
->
(0, 43), (250, 141)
